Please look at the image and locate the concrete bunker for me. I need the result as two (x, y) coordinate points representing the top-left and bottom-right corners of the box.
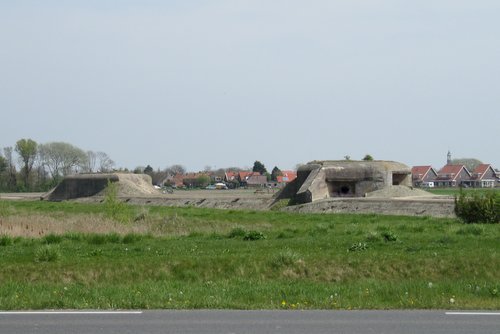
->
(278, 160), (412, 204)
(43, 173), (158, 201)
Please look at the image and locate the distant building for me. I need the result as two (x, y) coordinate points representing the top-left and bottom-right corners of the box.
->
(434, 164), (471, 187)
(411, 166), (438, 187)
(469, 164), (498, 188)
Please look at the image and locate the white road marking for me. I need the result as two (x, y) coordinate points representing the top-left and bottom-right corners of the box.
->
(446, 312), (500, 316)
(0, 311), (143, 315)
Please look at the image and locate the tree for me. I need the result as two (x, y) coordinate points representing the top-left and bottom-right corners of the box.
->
(96, 152), (114, 172)
(451, 158), (483, 172)
(271, 166), (282, 181)
(252, 161), (267, 174)
(167, 164), (186, 175)
(143, 165), (154, 175)
(362, 154), (374, 161)
(344, 155), (351, 161)
(196, 175), (210, 187)
(38, 142), (87, 181)
(15, 138), (38, 190)
(2, 147), (17, 191)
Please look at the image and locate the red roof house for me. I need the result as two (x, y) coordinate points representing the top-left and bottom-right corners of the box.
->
(277, 171), (297, 184)
(470, 164), (498, 188)
(434, 164), (471, 187)
(411, 166), (438, 186)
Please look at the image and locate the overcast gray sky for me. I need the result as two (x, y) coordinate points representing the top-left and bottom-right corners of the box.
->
(1, 0), (499, 171)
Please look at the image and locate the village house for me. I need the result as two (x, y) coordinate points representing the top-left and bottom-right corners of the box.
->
(434, 164), (471, 187)
(469, 164), (498, 188)
(411, 166), (438, 187)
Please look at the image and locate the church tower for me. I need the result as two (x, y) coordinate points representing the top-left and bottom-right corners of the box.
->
(447, 150), (452, 165)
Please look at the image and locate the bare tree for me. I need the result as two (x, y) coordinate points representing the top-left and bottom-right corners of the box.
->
(168, 164), (186, 175)
(96, 152), (114, 172)
(82, 150), (98, 173)
(38, 142), (87, 180)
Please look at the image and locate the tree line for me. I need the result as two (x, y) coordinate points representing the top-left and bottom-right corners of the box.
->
(0, 139), (114, 192)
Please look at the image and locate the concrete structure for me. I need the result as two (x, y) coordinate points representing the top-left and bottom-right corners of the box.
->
(43, 173), (156, 201)
(278, 160), (412, 204)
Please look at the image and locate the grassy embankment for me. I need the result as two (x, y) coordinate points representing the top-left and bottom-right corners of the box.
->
(0, 199), (498, 310)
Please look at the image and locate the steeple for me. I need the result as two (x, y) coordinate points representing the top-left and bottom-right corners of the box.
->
(447, 150), (452, 165)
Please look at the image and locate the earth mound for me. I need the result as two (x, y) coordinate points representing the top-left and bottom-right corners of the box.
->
(364, 185), (434, 198)
(43, 173), (158, 201)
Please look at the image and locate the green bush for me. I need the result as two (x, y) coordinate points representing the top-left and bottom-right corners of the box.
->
(270, 249), (300, 268)
(455, 190), (499, 224)
(0, 235), (13, 246)
(104, 180), (133, 223)
(34, 245), (61, 262)
(381, 231), (398, 242)
(227, 227), (246, 238)
(243, 230), (266, 241)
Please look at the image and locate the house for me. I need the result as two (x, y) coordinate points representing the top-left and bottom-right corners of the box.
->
(277, 170), (297, 184)
(469, 164), (498, 188)
(182, 172), (210, 188)
(411, 166), (438, 187)
(238, 171), (267, 187)
(434, 164), (471, 187)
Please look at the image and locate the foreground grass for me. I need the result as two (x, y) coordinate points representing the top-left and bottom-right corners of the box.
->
(0, 200), (498, 310)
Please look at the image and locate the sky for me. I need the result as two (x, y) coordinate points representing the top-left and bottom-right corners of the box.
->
(1, 0), (499, 172)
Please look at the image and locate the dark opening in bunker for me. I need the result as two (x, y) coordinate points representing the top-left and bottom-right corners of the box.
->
(327, 181), (356, 197)
(392, 172), (409, 186)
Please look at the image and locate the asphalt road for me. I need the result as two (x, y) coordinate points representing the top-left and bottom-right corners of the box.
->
(0, 310), (499, 334)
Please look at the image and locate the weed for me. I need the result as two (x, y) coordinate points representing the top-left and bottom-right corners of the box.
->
(348, 242), (368, 252)
(243, 231), (266, 241)
(381, 231), (398, 242)
(456, 225), (484, 236)
(34, 245), (61, 262)
(0, 234), (13, 246)
(123, 233), (142, 244)
(87, 233), (122, 245)
(270, 199), (291, 211)
(104, 180), (133, 223)
(42, 233), (63, 244)
(365, 232), (380, 242)
(270, 249), (300, 268)
(227, 227), (246, 238)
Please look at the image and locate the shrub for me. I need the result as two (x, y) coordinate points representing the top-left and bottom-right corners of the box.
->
(455, 190), (499, 224)
(243, 230), (266, 241)
(104, 180), (133, 223)
(34, 245), (61, 262)
(381, 231), (398, 242)
(0, 235), (13, 246)
(227, 227), (246, 238)
(270, 249), (300, 268)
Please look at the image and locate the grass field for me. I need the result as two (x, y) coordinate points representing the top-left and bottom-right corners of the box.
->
(0, 199), (499, 310)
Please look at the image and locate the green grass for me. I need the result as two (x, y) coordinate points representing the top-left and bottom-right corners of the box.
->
(0, 200), (499, 310)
